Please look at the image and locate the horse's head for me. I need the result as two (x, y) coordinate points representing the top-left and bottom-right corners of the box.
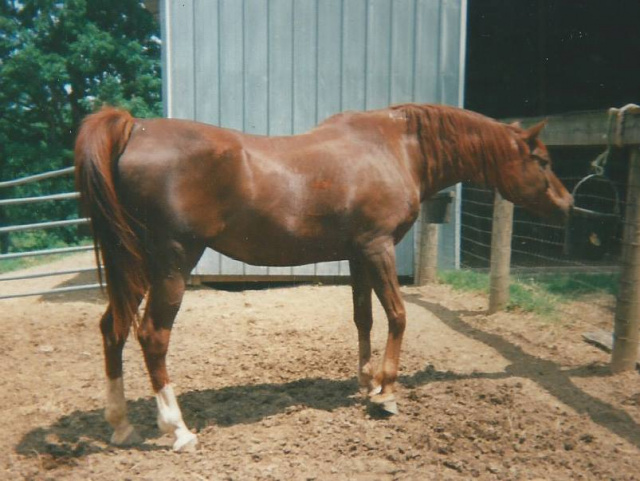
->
(496, 121), (573, 223)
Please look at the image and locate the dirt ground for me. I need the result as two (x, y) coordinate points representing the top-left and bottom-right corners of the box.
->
(2, 253), (640, 480)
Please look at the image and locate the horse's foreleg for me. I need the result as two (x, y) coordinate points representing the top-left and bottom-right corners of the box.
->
(100, 307), (141, 445)
(362, 240), (407, 415)
(137, 272), (197, 452)
(349, 258), (376, 393)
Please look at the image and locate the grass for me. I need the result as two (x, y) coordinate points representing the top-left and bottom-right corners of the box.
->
(438, 269), (618, 318)
(525, 272), (618, 298)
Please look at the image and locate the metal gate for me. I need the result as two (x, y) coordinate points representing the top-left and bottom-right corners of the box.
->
(0, 167), (100, 300)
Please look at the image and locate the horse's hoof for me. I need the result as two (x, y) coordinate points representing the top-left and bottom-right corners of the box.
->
(369, 393), (399, 415)
(111, 424), (142, 446)
(173, 431), (198, 453)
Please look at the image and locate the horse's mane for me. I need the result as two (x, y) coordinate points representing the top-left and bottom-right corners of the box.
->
(391, 103), (518, 187)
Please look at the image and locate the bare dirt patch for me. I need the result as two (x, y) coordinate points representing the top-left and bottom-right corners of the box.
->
(2, 254), (640, 480)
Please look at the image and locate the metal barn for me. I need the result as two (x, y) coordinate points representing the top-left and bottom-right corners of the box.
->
(159, 0), (467, 281)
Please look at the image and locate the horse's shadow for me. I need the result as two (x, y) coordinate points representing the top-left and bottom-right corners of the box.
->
(37, 270), (107, 305)
(15, 376), (362, 458)
(16, 364), (476, 460)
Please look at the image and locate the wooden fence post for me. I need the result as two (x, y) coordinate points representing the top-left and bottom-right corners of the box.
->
(488, 190), (514, 314)
(416, 214), (439, 285)
(611, 147), (640, 372)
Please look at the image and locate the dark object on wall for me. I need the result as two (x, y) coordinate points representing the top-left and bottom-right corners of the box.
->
(424, 191), (455, 224)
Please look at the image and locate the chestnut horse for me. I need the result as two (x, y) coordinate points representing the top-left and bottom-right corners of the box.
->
(75, 103), (572, 451)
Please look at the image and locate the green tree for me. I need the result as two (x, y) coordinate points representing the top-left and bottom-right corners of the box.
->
(0, 0), (161, 253)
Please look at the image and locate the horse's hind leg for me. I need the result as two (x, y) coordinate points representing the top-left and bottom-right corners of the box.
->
(137, 242), (201, 452)
(349, 258), (376, 393)
(101, 305), (142, 445)
(361, 239), (407, 415)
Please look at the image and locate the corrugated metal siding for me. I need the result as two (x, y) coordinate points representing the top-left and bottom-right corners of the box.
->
(160, 0), (467, 278)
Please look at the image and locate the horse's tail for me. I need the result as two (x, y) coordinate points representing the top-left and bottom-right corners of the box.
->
(74, 107), (148, 340)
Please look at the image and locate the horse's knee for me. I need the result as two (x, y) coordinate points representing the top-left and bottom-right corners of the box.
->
(388, 310), (406, 338)
(137, 325), (169, 352)
(137, 329), (170, 370)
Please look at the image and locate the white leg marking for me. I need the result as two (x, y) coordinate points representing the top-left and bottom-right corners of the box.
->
(155, 384), (198, 452)
(105, 378), (141, 445)
(368, 384), (382, 396)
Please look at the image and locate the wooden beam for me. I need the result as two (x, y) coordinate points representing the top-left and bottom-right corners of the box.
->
(504, 107), (640, 147)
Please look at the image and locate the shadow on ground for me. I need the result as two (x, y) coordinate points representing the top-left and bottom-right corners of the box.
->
(16, 376), (362, 459)
(37, 270), (107, 304)
(403, 293), (640, 451)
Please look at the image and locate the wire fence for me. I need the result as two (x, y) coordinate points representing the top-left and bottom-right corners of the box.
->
(456, 141), (638, 361)
(461, 145), (629, 273)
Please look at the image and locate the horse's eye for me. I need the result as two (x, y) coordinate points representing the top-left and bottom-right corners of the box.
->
(534, 155), (549, 166)
(531, 147), (550, 167)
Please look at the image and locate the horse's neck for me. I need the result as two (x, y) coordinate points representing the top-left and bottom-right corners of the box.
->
(416, 131), (489, 201)
(394, 105), (486, 201)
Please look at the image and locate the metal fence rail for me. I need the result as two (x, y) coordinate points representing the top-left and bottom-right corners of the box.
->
(0, 266), (98, 282)
(0, 192), (80, 206)
(0, 166), (74, 188)
(0, 166), (100, 300)
(0, 218), (89, 234)
(0, 283), (102, 301)
(0, 245), (94, 260)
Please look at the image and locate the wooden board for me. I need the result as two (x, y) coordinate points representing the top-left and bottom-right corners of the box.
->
(583, 330), (640, 369)
(583, 330), (615, 352)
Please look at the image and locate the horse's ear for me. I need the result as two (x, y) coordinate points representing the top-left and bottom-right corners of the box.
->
(521, 119), (548, 142)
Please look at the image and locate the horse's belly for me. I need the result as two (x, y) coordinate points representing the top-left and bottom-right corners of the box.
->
(207, 226), (349, 267)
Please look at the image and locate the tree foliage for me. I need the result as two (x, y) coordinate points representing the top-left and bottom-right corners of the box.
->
(0, 0), (161, 252)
